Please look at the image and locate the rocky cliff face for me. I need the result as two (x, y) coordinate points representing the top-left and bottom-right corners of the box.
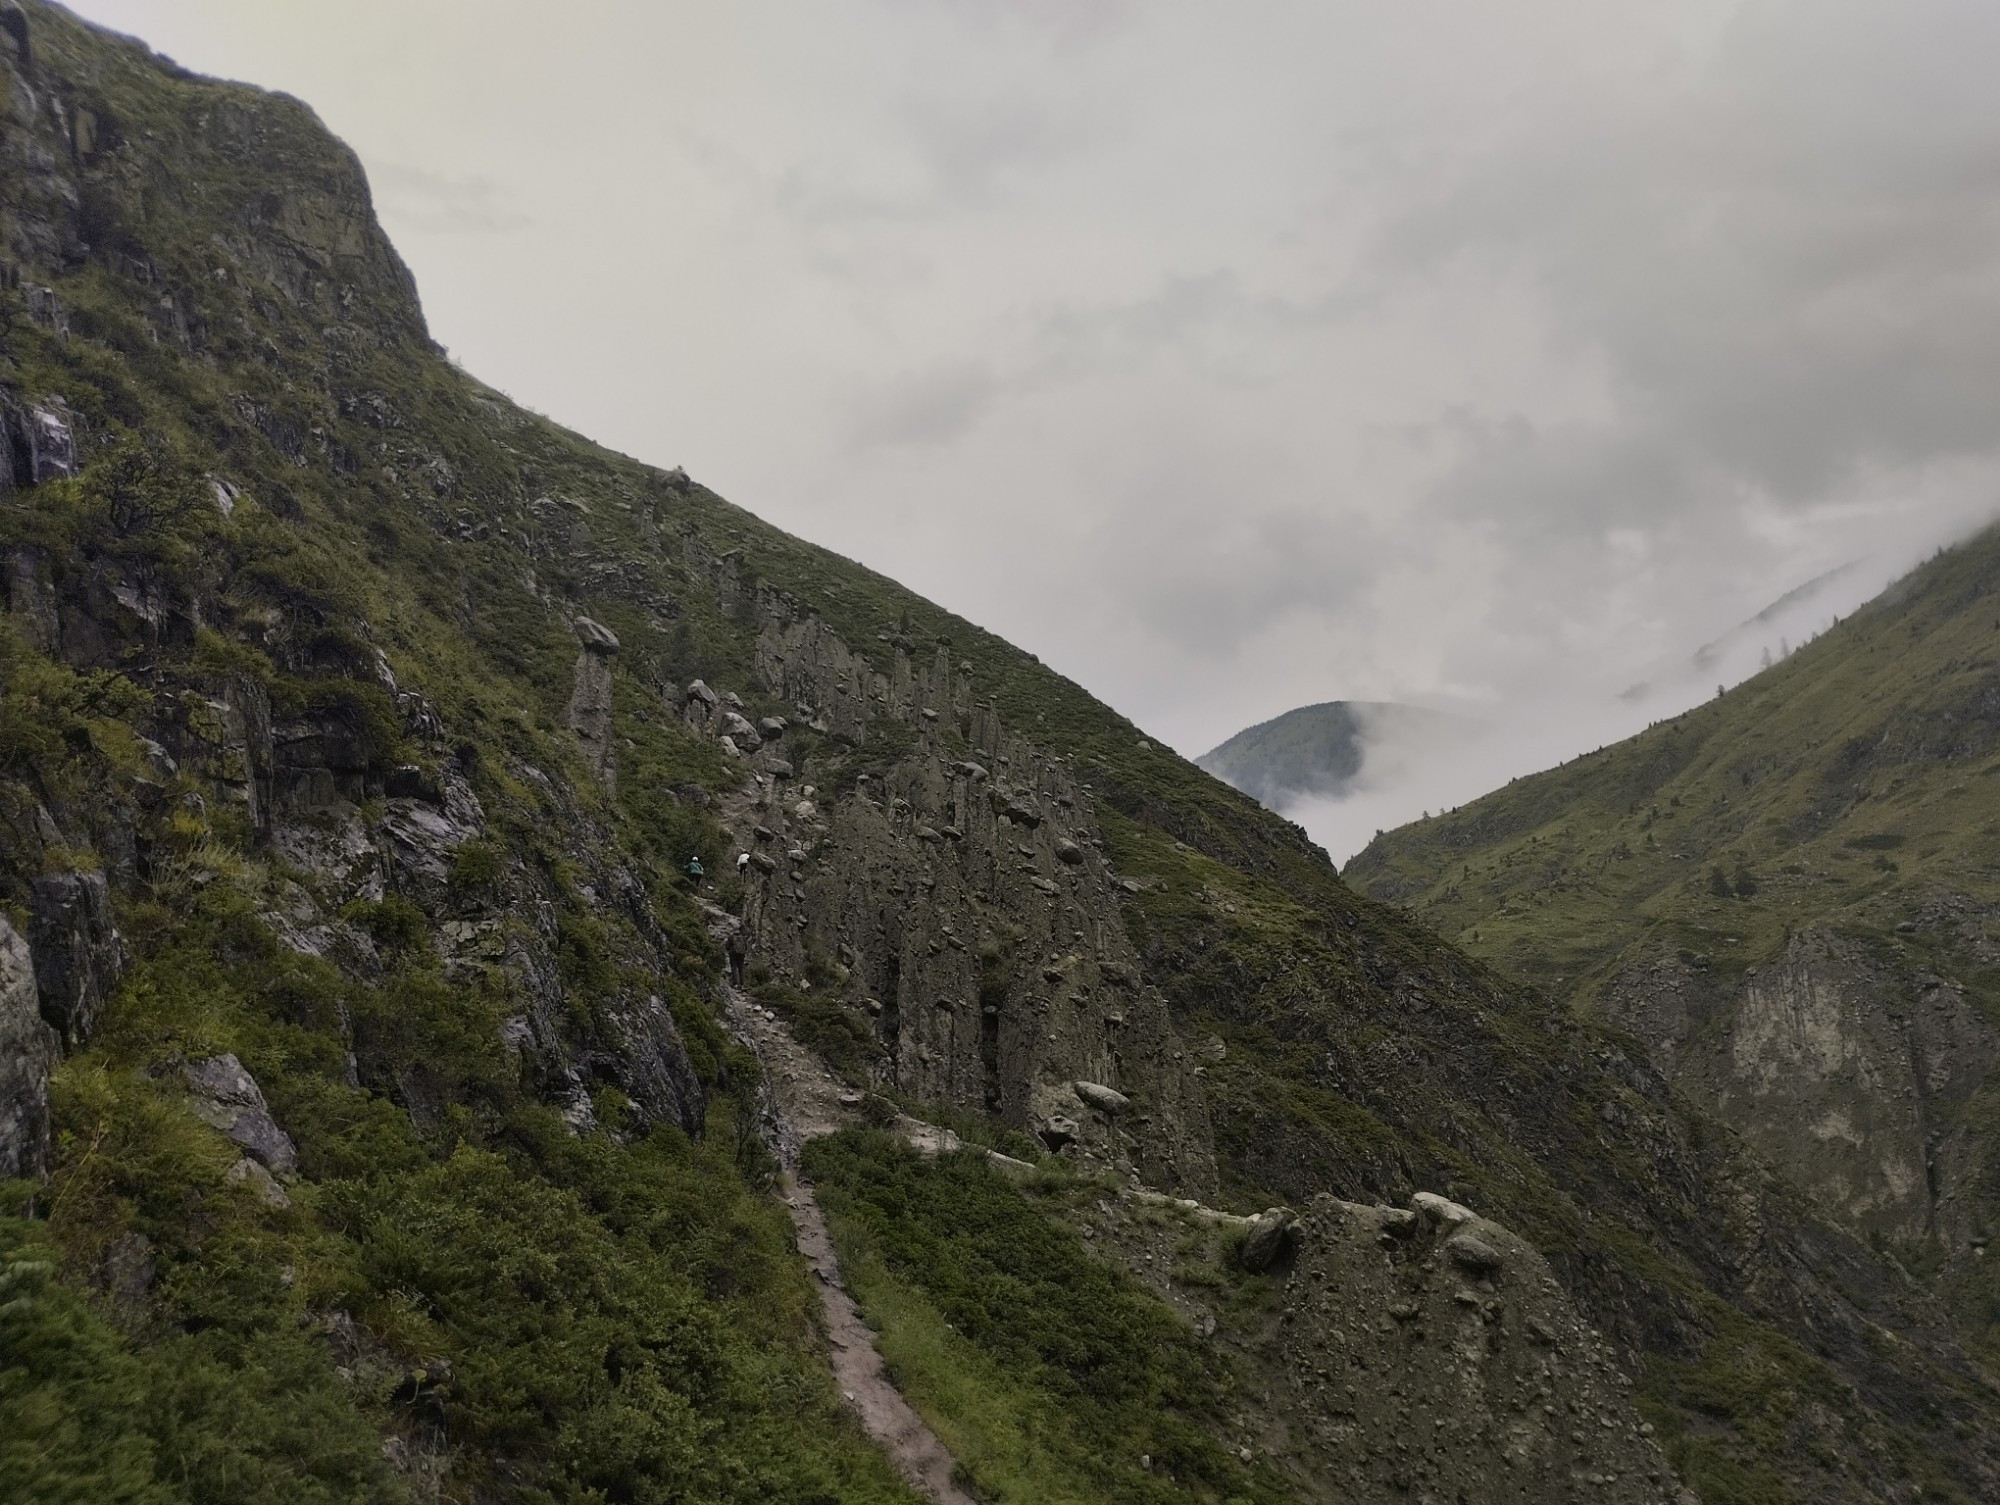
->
(1602, 924), (2000, 1251)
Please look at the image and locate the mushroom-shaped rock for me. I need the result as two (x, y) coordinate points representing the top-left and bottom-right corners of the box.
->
(915, 825), (941, 844)
(1445, 1232), (1505, 1275)
(1073, 1081), (1130, 1115)
(1239, 1206), (1299, 1273)
(722, 691), (744, 709)
(573, 617), (620, 655)
(758, 716), (788, 738)
(185, 1054), (297, 1173)
(1054, 838), (1085, 865)
(1412, 1190), (1477, 1228)
(1039, 1115), (1080, 1150)
(766, 759), (795, 779)
(686, 679), (719, 707)
(722, 711), (761, 747)
(957, 761), (989, 782)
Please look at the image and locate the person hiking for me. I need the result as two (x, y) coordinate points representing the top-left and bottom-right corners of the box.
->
(725, 930), (746, 987)
(685, 855), (704, 885)
(736, 851), (751, 876)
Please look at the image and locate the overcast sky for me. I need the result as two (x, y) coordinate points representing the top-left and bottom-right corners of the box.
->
(68, 1), (2000, 856)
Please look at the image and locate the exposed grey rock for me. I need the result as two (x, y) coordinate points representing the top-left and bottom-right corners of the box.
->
(566, 631), (618, 789)
(759, 716), (788, 738)
(1, 3), (28, 68)
(1054, 838), (1084, 865)
(26, 403), (76, 482)
(573, 616), (620, 655)
(1446, 1231), (1505, 1274)
(29, 870), (123, 1046)
(184, 1054), (297, 1173)
(723, 710), (762, 748)
(1074, 1080), (1131, 1115)
(1039, 1114), (1080, 1150)
(1239, 1206), (1299, 1272)
(609, 994), (707, 1137)
(100, 1231), (155, 1307)
(766, 759), (795, 779)
(0, 916), (56, 1179)
(226, 1155), (291, 1207)
(687, 678), (719, 707)
(1412, 1190), (1476, 1228)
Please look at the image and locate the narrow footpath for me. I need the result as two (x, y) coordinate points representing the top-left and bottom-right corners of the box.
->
(705, 905), (978, 1505)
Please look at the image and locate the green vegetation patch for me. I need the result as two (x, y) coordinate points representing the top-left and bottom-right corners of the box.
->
(803, 1130), (1293, 1505)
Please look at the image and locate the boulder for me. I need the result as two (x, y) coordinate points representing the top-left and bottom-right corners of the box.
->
(184, 1054), (297, 1173)
(722, 710), (762, 748)
(1039, 1114), (1080, 1150)
(29, 870), (124, 1046)
(1240, 1206), (1299, 1273)
(226, 1156), (291, 1208)
(0, 916), (56, 1179)
(1445, 1232), (1505, 1275)
(1054, 838), (1085, 865)
(686, 679), (719, 707)
(758, 716), (788, 738)
(573, 616), (620, 655)
(1074, 1080), (1130, 1115)
(765, 759), (795, 779)
(1412, 1190), (1476, 1228)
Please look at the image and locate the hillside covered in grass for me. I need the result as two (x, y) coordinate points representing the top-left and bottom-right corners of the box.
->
(1351, 524), (2000, 1370)
(2, 3), (1999, 1501)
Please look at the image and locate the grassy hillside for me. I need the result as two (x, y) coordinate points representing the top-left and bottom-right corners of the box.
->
(1350, 531), (2000, 984)
(1350, 525), (2000, 1364)
(1, 3), (1998, 1501)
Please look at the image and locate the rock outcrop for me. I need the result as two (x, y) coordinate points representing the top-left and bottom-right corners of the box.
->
(658, 573), (1217, 1193)
(0, 915), (55, 1178)
(28, 868), (122, 1046)
(1094, 1189), (1688, 1504)
(184, 1053), (298, 1174)
(1603, 924), (2000, 1247)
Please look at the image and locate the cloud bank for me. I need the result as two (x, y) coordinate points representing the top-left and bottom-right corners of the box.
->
(75, 0), (2000, 856)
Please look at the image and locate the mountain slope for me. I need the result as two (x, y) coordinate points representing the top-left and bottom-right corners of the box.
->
(1350, 526), (2000, 1367)
(0, 3), (1995, 1502)
(1195, 700), (1469, 810)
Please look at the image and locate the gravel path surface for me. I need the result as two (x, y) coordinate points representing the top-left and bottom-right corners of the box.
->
(706, 904), (977, 1505)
